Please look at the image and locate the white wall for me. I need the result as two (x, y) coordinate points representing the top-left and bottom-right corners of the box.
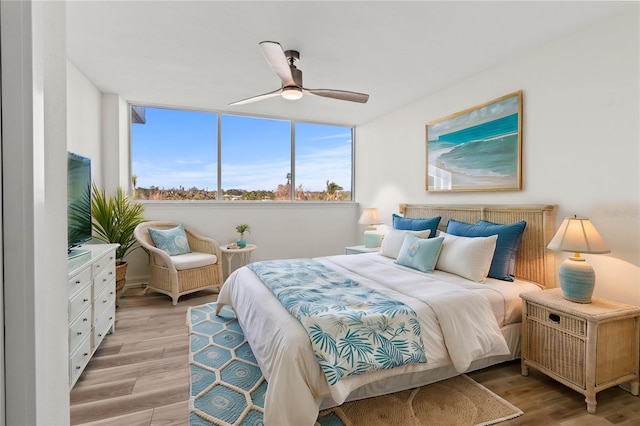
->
(2, 1), (70, 424)
(126, 201), (360, 283)
(67, 61), (104, 187)
(356, 11), (640, 305)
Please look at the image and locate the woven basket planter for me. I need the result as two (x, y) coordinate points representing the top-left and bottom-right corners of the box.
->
(115, 261), (128, 306)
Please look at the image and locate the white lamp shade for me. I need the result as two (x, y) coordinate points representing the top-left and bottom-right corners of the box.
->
(358, 208), (382, 226)
(547, 217), (610, 254)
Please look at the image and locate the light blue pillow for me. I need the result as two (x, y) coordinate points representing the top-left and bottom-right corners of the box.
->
(392, 214), (441, 237)
(395, 234), (445, 273)
(446, 219), (526, 281)
(148, 224), (191, 256)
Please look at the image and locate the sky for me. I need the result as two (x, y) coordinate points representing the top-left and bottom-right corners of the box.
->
(131, 107), (352, 192)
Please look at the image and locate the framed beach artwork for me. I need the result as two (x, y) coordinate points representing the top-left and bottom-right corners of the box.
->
(426, 91), (522, 192)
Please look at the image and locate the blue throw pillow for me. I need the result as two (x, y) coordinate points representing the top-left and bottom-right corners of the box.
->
(392, 214), (441, 237)
(148, 224), (191, 256)
(446, 219), (526, 281)
(395, 234), (445, 273)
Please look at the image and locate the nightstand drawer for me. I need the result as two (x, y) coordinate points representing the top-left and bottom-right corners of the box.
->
(526, 301), (586, 337)
(526, 316), (586, 387)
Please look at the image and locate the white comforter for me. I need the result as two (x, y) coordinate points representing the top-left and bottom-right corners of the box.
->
(216, 253), (537, 426)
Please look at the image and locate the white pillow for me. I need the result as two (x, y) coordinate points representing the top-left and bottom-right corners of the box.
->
(380, 228), (430, 259)
(435, 232), (498, 282)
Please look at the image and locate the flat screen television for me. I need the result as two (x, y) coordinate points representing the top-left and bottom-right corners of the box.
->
(68, 152), (92, 258)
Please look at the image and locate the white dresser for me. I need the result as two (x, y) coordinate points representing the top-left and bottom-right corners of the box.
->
(68, 243), (119, 388)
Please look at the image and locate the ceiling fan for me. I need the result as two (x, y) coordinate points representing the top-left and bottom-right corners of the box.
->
(229, 41), (369, 106)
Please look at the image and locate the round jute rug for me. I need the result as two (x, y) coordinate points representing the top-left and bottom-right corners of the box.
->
(318, 375), (522, 426)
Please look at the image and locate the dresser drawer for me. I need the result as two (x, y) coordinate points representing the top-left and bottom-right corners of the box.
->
(69, 284), (92, 323)
(69, 336), (92, 387)
(94, 262), (115, 298)
(69, 267), (91, 296)
(526, 301), (586, 337)
(93, 303), (115, 348)
(69, 307), (92, 354)
(94, 285), (116, 325)
(92, 252), (116, 276)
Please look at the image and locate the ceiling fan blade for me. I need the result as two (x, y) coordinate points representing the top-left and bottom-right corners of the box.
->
(259, 41), (295, 86)
(304, 88), (369, 104)
(228, 88), (282, 106)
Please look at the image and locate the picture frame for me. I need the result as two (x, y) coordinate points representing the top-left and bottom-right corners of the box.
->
(426, 91), (522, 192)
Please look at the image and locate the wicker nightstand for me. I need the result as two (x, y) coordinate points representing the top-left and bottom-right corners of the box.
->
(520, 288), (640, 413)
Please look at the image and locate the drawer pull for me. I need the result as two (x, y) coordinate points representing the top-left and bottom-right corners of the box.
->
(76, 366), (81, 370)
(83, 298), (89, 302)
(549, 313), (561, 323)
(77, 332), (82, 336)
(103, 278), (107, 282)
(83, 318), (88, 322)
(109, 271), (113, 275)
(84, 352), (89, 357)
(75, 280), (81, 284)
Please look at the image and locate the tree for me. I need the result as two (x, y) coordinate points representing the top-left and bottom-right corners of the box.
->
(325, 180), (343, 201)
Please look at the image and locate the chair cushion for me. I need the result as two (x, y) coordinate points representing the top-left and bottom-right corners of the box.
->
(148, 224), (191, 256)
(170, 252), (217, 271)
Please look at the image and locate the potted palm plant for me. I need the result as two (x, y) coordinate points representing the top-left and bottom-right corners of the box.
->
(91, 183), (145, 303)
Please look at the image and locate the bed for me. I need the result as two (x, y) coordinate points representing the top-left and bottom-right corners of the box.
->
(216, 204), (557, 425)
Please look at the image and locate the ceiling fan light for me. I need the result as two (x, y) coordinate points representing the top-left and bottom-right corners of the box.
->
(282, 86), (303, 101)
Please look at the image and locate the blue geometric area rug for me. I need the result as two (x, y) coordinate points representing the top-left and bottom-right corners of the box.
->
(187, 303), (345, 426)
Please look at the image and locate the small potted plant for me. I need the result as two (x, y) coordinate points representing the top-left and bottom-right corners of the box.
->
(235, 224), (251, 248)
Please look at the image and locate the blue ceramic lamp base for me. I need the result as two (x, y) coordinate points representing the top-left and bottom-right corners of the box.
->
(558, 257), (596, 303)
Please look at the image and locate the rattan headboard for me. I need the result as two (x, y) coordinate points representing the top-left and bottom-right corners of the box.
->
(399, 204), (557, 288)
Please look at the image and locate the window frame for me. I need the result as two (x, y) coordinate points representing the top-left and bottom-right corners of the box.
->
(129, 103), (356, 202)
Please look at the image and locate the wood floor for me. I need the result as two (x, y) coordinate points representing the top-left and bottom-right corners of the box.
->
(70, 288), (640, 426)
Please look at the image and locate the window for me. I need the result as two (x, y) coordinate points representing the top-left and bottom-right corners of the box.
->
(130, 105), (353, 201)
(295, 122), (352, 201)
(220, 115), (290, 201)
(131, 107), (217, 200)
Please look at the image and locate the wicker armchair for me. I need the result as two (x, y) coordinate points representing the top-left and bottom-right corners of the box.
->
(134, 221), (224, 305)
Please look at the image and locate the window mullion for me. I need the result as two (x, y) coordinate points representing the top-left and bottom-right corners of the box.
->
(290, 121), (295, 201)
(217, 113), (222, 200)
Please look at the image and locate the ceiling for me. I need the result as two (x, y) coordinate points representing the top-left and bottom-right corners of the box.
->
(66, 1), (632, 126)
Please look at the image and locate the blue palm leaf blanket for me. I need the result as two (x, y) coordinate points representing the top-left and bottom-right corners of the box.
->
(247, 259), (427, 385)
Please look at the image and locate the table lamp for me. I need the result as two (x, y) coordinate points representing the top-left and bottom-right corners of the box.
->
(358, 208), (384, 248)
(547, 216), (610, 303)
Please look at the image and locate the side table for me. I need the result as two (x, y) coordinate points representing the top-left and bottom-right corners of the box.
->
(220, 244), (257, 278)
(520, 288), (640, 413)
(344, 245), (380, 255)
